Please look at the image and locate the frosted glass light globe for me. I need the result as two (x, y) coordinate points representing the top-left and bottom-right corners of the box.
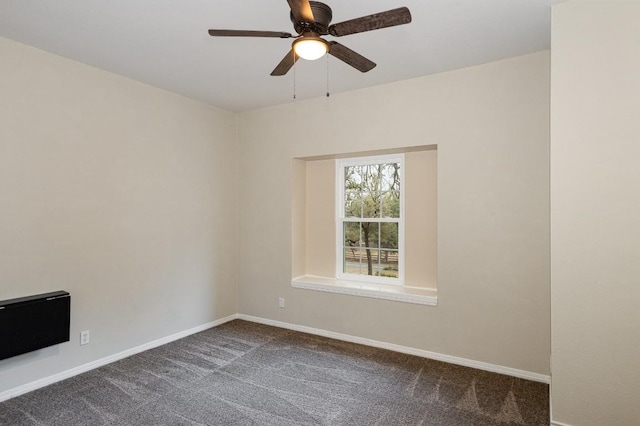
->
(293, 37), (329, 61)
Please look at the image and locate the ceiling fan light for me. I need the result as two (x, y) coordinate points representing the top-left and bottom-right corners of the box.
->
(293, 37), (329, 61)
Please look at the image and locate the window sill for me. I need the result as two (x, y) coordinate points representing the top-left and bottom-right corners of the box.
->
(291, 275), (438, 306)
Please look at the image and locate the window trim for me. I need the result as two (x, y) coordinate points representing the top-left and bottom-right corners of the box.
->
(335, 153), (405, 285)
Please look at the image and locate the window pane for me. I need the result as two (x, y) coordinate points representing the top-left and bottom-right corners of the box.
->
(381, 191), (400, 218)
(380, 163), (400, 191)
(362, 164), (381, 195)
(379, 250), (399, 278)
(343, 222), (360, 247)
(360, 248), (379, 276)
(344, 191), (362, 218)
(344, 166), (362, 192)
(380, 223), (398, 249)
(344, 247), (362, 274)
(361, 164), (376, 191)
(360, 222), (379, 249)
(362, 192), (381, 218)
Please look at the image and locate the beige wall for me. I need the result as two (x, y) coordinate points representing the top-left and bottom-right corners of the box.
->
(550, 2), (640, 425)
(303, 159), (335, 277)
(298, 150), (437, 288)
(405, 150), (438, 288)
(0, 37), (238, 394)
(238, 52), (550, 375)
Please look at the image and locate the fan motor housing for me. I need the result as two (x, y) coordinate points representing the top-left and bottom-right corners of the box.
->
(291, 1), (333, 34)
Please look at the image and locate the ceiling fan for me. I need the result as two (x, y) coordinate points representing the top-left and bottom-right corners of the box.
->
(208, 0), (412, 76)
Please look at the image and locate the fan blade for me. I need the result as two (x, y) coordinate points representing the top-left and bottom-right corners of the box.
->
(271, 49), (300, 76)
(287, 0), (315, 23)
(328, 42), (376, 73)
(329, 7), (412, 37)
(208, 29), (293, 38)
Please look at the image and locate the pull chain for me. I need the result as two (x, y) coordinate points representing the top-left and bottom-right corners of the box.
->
(326, 54), (330, 98)
(293, 51), (297, 101)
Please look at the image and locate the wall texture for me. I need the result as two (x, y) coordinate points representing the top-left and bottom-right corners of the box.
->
(550, 2), (640, 425)
(238, 51), (551, 376)
(0, 37), (238, 394)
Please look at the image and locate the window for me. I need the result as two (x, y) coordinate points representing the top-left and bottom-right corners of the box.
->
(336, 154), (404, 285)
(291, 147), (437, 306)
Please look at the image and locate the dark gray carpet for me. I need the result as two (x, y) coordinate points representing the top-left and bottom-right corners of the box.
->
(0, 320), (549, 425)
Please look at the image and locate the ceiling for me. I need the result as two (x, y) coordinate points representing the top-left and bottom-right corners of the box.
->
(0, 0), (553, 112)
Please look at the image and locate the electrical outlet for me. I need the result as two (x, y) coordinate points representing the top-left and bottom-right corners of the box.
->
(80, 330), (90, 345)
(278, 297), (285, 308)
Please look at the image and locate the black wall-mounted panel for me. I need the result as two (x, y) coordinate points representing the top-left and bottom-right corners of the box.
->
(0, 291), (70, 361)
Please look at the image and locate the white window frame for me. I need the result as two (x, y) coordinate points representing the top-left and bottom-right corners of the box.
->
(335, 154), (405, 286)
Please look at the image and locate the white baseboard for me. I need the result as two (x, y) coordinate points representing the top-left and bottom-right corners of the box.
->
(1, 312), (550, 404)
(0, 314), (239, 403)
(551, 421), (573, 426)
(238, 314), (551, 384)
